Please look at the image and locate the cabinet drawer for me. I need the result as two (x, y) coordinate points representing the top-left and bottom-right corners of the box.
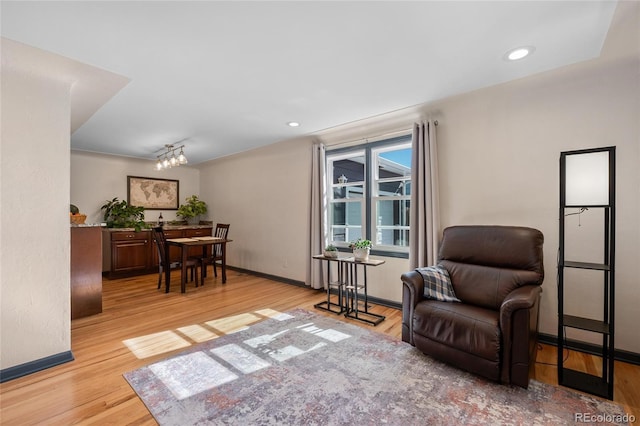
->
(163, 230), (183, 239)
(185, 228), (212, 237)
(111, 231), (150, 241)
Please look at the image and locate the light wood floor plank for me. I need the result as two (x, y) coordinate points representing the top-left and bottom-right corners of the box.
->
(1, 270), (637, 424)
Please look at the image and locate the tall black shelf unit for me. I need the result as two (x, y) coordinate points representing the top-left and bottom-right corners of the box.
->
(558, 146), (615, 400)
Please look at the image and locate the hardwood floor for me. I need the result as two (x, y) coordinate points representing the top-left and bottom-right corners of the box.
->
(1, 270), (638, 425)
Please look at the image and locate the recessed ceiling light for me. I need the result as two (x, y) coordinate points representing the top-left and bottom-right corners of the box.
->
(504, 46), (535, 61)
(287, 121), (300, 127)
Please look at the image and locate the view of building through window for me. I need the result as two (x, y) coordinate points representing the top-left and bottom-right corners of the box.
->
(327, 135), (412, 254)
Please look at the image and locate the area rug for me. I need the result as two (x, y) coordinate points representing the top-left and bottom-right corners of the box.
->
(124, 308), (629, 425)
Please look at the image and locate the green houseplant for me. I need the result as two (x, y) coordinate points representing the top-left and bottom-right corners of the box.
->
(350, 238), (372, 261)
(324, 244), (338, 258)
(100, 197), (147, 231)
(176, 195), (208, 223)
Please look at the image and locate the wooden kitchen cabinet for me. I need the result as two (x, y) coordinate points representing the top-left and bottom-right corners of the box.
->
(110, 231), (151, 274)
(103, 226), (212, 278)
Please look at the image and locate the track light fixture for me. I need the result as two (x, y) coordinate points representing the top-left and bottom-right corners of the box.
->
(155, 144), (188, 170)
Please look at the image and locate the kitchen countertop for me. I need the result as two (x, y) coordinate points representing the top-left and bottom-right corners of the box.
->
(101, 224), (212, 232)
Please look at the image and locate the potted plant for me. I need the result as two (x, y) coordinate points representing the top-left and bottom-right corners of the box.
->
(100, 197), (147, 231)
(350, 238), (372, 261)
(176, 195), (208, 224)
(324, 244), (338, 258)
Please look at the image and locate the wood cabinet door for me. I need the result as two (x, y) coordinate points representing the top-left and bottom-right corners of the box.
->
(112, 237), (150, 272)
(71, 227), (103, 319)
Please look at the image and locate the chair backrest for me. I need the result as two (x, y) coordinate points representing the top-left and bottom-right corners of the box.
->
(438, 225), (544, 310)
(213, 224), (230, 257)
(151, 226), (168, 265)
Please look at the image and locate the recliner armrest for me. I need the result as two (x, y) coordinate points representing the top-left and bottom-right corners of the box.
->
(401, 270), (426, 345)
(499, 284), (542, 386)
(499, 285), (541, 326)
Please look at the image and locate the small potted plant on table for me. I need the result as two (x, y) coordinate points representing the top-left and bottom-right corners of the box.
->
(324, 244), (338, 258)
(350, 238), (372, 261)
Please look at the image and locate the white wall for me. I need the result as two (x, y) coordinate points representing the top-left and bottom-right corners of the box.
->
(1, 67), (72, 369)
(70, 151), (201, 224)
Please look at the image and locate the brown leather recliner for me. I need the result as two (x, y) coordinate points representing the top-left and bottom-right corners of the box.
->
(401, 225), (544, 388)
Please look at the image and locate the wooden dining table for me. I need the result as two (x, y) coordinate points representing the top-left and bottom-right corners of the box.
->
(165, 236), (233, 293)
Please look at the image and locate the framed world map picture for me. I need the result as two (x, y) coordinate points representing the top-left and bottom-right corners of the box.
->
(127, 176), (179, 210)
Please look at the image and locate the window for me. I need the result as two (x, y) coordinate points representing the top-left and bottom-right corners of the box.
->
(327, 135), (412, 256)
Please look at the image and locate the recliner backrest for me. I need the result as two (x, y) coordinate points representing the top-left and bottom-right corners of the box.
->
(438, 225), (544, 310)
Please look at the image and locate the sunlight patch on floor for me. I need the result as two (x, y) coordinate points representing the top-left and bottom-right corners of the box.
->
(205, 313), (261, 334)
(255, 308), (286, 318)
(122, 309), (283, 358)
(123, 331), (191, 359)
(149, 352), (238, 400)
(177, 324), (219, 343)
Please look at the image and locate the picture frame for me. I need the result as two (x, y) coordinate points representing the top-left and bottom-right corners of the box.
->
(127, 176), (179, 210)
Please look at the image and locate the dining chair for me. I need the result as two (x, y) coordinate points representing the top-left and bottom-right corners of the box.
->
(151, 226), (201, 290)
(197, 223), (230, 280)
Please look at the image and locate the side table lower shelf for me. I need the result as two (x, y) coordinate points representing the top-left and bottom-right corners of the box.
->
(314, 280), (345, 314)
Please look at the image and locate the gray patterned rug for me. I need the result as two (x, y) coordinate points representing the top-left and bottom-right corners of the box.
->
(124, 308), (629, 425)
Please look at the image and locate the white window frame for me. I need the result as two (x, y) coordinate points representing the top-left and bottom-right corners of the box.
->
(327, 150), (366, 248)
(371, 142), (412, 253)
(326, 135), (412, 256)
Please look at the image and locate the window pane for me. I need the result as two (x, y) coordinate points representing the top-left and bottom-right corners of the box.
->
(331, 203), (346, 226)
(346, 203), (362, 226)
(377, 180), (407, 196)
(333, 156), (365, 185)
(331, 227), (362, 243)
(376, 199), (410, 226)
(330, 201), (362, 244)
(377, 148), (411, 179)
(331, 227), (346, 242)
(333, 184), (364, 199)
(346, 227), (362, 243)
(378, 229), (409, 247)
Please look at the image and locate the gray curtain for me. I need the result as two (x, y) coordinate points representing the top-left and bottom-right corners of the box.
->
(308, 142), (327, 289)
(409, 120), (440, 269)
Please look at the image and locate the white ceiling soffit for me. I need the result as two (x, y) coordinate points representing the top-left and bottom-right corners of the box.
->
(1, 38), (130, 133)
(0, 1), (619, 165)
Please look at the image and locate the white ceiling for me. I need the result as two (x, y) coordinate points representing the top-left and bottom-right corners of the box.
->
(1, 1), (619, 165)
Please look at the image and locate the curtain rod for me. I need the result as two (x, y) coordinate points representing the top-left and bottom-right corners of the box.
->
(326, 128), (411, 149)
(324, 120), (438, 149)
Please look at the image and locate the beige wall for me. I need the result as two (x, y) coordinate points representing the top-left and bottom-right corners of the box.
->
(199, 138), (313, 286)
(1, 67), (72, 369)
(198, 52), (639, 353)
(70, 151), (201, 225)
(432, 57), (639, 352)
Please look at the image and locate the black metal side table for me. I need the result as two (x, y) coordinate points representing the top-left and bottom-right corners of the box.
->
(342, 257), (386, 326)
(312, 254), (347, 314)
